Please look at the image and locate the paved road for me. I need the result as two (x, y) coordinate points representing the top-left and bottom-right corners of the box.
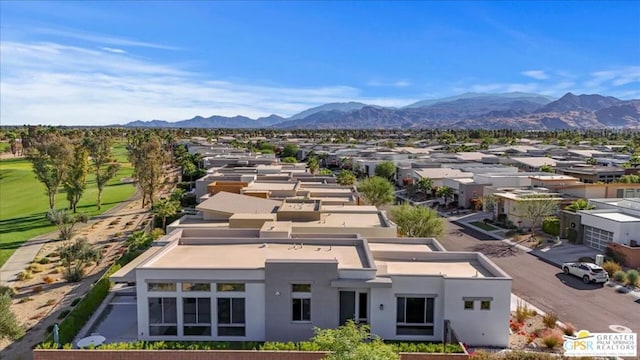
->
(440, 220), (640, 345)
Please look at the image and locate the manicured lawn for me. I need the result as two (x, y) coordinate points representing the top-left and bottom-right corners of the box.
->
(470, 220), (499, 231)
(0, 143), (135, 267)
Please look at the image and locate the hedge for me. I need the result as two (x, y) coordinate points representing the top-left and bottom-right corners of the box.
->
(541, 217), (560, 236)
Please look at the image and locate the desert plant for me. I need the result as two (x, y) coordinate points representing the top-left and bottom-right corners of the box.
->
(626, 269), (639, 288)
(16, 270), (34, 281)
(57, 309), (71, 319)
(601, 260), (621, 277)
(45, 299), (56, 306)
(540, 329), (564, 349)
(62, 265), (85, 283)
(28, 263), (45, 273)
(0, 293), (24, 340)
(0, 285), (15, 298)
(37, 257), (51, 264)
(43, 276), (56, 284)
(46, 251), (59, 258)
(542, 311), (558, 328)
(563, 323), (576, 336)
(514, 300), (532, 322)
(613, 270), (626, 282)
(18, 297), (33, 304)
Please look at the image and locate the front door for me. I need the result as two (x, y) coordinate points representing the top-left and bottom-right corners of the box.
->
(339, 290), (368, 325)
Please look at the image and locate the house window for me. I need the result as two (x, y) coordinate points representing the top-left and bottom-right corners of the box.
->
(396, 296), (434, 336)
(182, 283), (211, 292)
(464, 300), (474, 310)
(217, 298), (245, 336)
(480, 300), (491, 310)
(183, 298), (211, 336)
(217, 283), (245, 292)
(148, 282), (176, 292)
(148, 297), (177, 336)
(292, 284), (311, 322)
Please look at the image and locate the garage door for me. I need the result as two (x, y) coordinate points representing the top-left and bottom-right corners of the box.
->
(583, 226), (613, 251)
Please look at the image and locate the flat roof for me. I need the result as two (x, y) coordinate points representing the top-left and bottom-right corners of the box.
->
(146, 243), (367, 269)
(414, 168), (473, 179)
(511, 157), (557, 167)
(322, 205), (378, 213)
(246, 182), (296, 191)
(376, 260), (491, 278)
(529, 175), (578, 181)
(294, 213), (384, 228)
(590, 212), (640, 222)
(368, 243), (434, 252)
(196, 192), (280, 215)
(279, 202), (317, 212)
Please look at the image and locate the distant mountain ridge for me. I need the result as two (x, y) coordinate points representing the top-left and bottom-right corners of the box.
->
(121, 92), (640, 130)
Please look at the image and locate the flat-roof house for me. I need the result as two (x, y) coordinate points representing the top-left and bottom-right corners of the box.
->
(110, 230), (511, 347)
(414, 168), (473, 188)
(509, 157), (557, 172)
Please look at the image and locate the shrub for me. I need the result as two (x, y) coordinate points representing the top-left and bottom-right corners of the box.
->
(37, 257), (51, 265)
(45, 299), (56, 306)
(16, 270), (33, 281)
(0, 285), (16, 298)
(28, 263), (45, 273)
(626, 269), (639, 287)
(33, 285), (44, 293)
(43, 276), (56, 284)
(46, 252), (59, 258)
(563, 323), (576, 336)
(52, 266), (64, 274)
(542, 311), (558, 328)
(601, 260), (621, 276)
(541, 217), (560, 236)
(540, 329), (564, 349)
(613, 270), (626, 282)
(18, 297), (33, 303)
(605, 247), (626, 264)
(63, 266), (85, 283)
(70, 298), (81, 306)
(514, 301), (531, 322)
(58, 309), (71, 319)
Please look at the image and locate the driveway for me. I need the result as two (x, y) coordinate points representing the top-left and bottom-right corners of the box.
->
(440, 220), (640, 349)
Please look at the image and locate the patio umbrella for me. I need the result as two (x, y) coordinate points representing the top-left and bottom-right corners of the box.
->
(53, 323), (59, 346)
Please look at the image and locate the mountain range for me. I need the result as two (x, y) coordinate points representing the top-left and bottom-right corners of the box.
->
(122, 92), (640, 130)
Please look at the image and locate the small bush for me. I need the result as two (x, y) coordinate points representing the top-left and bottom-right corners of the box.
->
(43, 276), (56, 284)
(542, 311), (558, 328)
(626, 269), (639, 287)
(541, 217), (560, 236)
(17, 270), (34, 281)
(46, 252), (59, 258)
(70, 298), (81, 306)
(563, 323), (576, 336)
(540, 329), (564, 349)
(28, 263), (45, 273)
(37, 257), (51, 265)
(605, 247), (626, 264)
(0, 285), (16, 298)
(18, 297), (33, 303)
(63, 266), (85, 283)
(515, 301), (531, 322)
(601, 260), (621, 276)
(613, 270), (626, 282)
(58, 309), (71, 319)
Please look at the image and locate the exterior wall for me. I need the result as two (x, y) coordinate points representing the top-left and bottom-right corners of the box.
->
(264, 261), (340, 342)
(458, 183), (487, 209)
(559, 184), (640, 199)
(202, 211), (231, 221)
(579, 213), (639, 246)
(136, 269), (266, 341)
(559, 210), (583, 242)
(442, 279), (511, 347)
(473, 174), (533, 188)
(33, 350), (469, 360)
(208, 182), (248, 195)
(290, 225), (397, 238)
(607, 243), (640, 268)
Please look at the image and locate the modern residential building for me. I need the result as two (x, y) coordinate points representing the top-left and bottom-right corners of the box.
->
(110, 229), (512, 347)
(556, 166), (626, 183)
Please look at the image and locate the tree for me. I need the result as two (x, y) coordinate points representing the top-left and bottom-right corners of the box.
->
(57, 237), (102, 282)
(516, 197), (559, 233)
(358, 176), (395, 207)
(129, 134), (167, 207)
(46, 208), (88, 240)
(417, 177), (433, 194)
(282, 156), (297, 163)
(374, 161), (396, 180)
(0, 293), (24, 341)
(389, 203), (444, 237)
(153, 198), (180, 230)
(281, 144), (299, 158)
(539, 164), (554, 173)
(565, 199), (594, 212)
(436, 186), (454, 206)
(85, 136), (121, 210)
(27, 134), (74, 209)
(312, 321), (399, 360)
(337, 170), (356, 186)
(617, 174), (640, 183)
(63, 146), (89, 213)
(125, 230), (153, 252)
(482, 194), (498, 220)
(307, 157), (319, 175)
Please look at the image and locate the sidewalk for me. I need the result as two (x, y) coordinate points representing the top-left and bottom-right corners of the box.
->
(0, 190), (141, 286)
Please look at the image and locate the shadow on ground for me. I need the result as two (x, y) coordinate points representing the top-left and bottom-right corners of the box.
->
(469, 242), (521, 258)
(554, 273), (605, 291)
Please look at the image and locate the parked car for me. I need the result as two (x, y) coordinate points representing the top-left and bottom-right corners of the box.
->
(561, 262), (609, 284)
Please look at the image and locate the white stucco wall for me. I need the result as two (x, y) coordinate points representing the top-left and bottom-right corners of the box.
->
(580, 213), (640, 246)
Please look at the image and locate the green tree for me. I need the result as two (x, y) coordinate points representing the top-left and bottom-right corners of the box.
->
(281, 144), (299, 158)
(617, 174), (640, 183)
(63, 146), (89, 213)
(85, 136), (121, 210)
(539, 164), (554, 173)
(125, 230), (154, 252)
(565, 199), (594, 212)
(482, 194), (498, 220)
(307, 157), (319, 175)
(374, 161), (396, 180)
(46, 208), (88, 240)
(416, 177), (433, 194)
(129, 134), (167, 207)
(0, 293), (24, 341)
(27, 134), (74, 209)
(57, 237), (102, 282)
(319, 168), (333, 176)
(282, 156), (297, 163)
(337, 170), (356, 186)
(436, 186), (454, 206)
(389, 203), (444, 237)
(153, 198), (180, 230)
(358, 176), (395, 207)
(311, 321), (398, 360)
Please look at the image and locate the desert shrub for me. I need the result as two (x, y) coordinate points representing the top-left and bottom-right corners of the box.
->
(52, 266), (64, 274)
(63, 266), (85, 283)
(541, 217), (560, 236)
(540, 329), (564, 349)
(46, 252), (59, 258)
(58, 309), (71, 319)
(626, 269), (639, 287)
(17, 270), (34, 281)
(43, 276), (56, 284)
(613, 270), (626, 282)
(605, 247), (626, 264)
(563, 323), (576, 336)
(601, 260), (621, 276)
(28, 263), (45, 273)
(70, 298), (81, 306)
(515, 301), (532, 322)
(542, 311), (558, 328)
(0, 285), (16, 298)
(37, 257), (51, 265)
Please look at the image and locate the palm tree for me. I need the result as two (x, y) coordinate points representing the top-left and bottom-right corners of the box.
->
(417, 177), (433, 195)
(153, 199), (180, 230)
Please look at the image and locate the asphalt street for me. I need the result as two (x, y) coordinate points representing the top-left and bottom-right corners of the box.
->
(440, 220), (640, 351)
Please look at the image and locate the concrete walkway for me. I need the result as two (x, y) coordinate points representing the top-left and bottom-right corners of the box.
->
(0, 190), (142, 286)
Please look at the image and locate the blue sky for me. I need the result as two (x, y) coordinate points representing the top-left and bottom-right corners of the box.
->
(1, 1), (639, 125)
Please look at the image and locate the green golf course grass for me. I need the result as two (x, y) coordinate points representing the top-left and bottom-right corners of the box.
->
(0, 143), (136, 267)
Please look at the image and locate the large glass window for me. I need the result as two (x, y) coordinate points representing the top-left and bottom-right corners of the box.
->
(217, 298), (245, 336)
(217, 283), (245, 292)
(292, 284), (311, 322)
(396, 296), (434, 336)
(182, 282), (211, 292)
(148, 297), (177, 336)
(148, 282), (176, 292)
(183, 298), (211, 336)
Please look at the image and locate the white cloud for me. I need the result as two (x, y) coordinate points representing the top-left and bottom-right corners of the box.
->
(366, 79), (412, 88)
(101, 47), (126, 54)
(31, 27), (181, 50)
(521, 70), (549, 80)
(585, 66), (640, 88)
(0, 41), (415, 125)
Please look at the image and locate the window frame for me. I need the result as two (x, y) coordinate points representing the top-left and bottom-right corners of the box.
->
(148, 297), (178, 336)
(395, 296), (435, 336)
(291, 283), (312, 323)
(464, 300), (474, 310)
(182, 297), (212, 336)
(147, 282), (177, 292)
(216, 283), (246, 292)
(217, 297), (246, 337)
(480, 300), (491, 310)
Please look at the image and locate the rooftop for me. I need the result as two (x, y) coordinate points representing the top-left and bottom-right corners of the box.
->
(376, 260), (492, 277)
(511, 157), (558, 167)
(587, 212), (640, 223)
(414, 168), (473, 179)
(196, 192), (280, 215)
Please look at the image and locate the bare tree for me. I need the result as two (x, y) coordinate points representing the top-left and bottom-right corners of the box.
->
(516, 196), (559, 233)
